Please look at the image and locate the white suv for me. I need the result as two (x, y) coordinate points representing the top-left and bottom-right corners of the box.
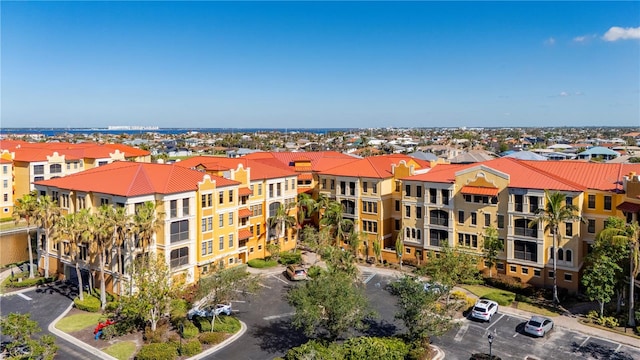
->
(471, 299), (499, 322)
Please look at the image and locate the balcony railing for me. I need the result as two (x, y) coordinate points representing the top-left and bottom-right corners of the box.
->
(430, 217), (448, 226)
(514, 227), (537, 238)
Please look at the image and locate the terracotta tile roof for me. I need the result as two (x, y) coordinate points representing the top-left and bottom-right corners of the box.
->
(176, 156), (297, 180)
(0, 158), (13, 164)
(460, 186), (499, 196)
(238, 208), (253, 218)
(239, 187), (253, 196)
(297, 173), (313, 181)
(238, 229), (252, 240)
(523, 160), (640, 192)
(402, 164), (471, 183)
(1, 141), (149, 162)
(321, 154), (430, 178)
(34, 161), (238, 197)
(245, 151), (357, 172)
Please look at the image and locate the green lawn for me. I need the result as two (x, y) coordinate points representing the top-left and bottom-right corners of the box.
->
(55, 313), (106, 333)
(461, 284), (500, 298)
(103, 341), (137, 360)
(516, 301), (560, 317)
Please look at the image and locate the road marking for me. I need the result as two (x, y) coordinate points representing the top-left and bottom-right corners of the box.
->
(18, 293), (32, 301)
(263, 312), (295, 321)
(362, 272), (376, 284)
(485, 314), (504, 331)
(579, 336), (590, 348)
(258, 283), (272, 289)
(231, 300), (246, 303)
(270, 274), (289, 285)
(513, 332), (518, 337)
(614, 344), (622, 353)
(233, 290), (255, 295)
(454, 322), (469, 342)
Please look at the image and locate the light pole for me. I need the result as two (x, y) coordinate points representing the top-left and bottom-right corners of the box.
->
(488, 333), (494, 359)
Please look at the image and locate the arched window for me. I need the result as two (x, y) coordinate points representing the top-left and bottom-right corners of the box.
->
(417, 229), (421, 240)
(411, 228), (416, 239)
(406, 227), (411, 238)
(549, 247), (554, 260)
(557, 249), (564, 261)
(50, 164), (62, 173)
(565, 249), (572, 262)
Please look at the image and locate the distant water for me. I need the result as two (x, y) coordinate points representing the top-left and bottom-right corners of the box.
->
(0, 127), (354, 137)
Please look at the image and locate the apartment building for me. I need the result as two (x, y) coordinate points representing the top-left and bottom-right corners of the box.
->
(0, 157), (13, 218)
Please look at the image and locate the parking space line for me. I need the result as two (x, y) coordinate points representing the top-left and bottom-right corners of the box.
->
(485, 314), (504, 331)
(579, 336), (590, 348)
(17, 293), (32, 301)
(270, 274), (289, 285)
(454, 323), (469, 342)
(263, 312), (295, 321)
(258, 283), (272, 289)
(362, 273), (376, 284)
(614, 344), (622, 353)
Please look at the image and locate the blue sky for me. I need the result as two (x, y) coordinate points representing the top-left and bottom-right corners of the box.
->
(2, 1), (639, 129)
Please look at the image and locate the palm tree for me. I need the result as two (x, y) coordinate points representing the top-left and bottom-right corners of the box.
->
(131, 201), (162, 293)
(529, 190), (582, 305)
(372, 235), (383, 265)
(626, 222), (639, 327)
(58, 209), (91, 301)
(319, 200), (354, 246)
(13, 191), (39, 278)
(295, 193), (317, 249)
(110, 206), (132, 295)
(266, 203), (297, 247)
(91, 205), (116, 310)
(395, 229), (404, 270)
(34, 195), (61, 278)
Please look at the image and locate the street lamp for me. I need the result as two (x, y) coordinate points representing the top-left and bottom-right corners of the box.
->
(487, 333), (494, 359)
(178, 323), (184, 355)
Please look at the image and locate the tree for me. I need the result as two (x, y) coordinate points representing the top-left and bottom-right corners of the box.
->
(482, 226), (503, 278)
(296, 193), (317, 246)
(582, 254), (621, 317)
(266, 203), (297, 254)
(422, 243), (480, 292)
(58, 209), (91, 301)
(395, 230), (404, 270)
(131, 201), (162, 294)
(287, 269), (373, 341)
(129, 255), (177, 331)
(13, 191), (39, 278)
(389, 275), (456, 342)
(194, 264), (260, 331)
(34, 195), (61, 278)
(91, 205), (118, 310)
(372, 236), (382, 265)
(109, 205), (132, 295)
(529, 190), (582, 305)
(320, 200), (354, 246)
(0, 313), (58, 359)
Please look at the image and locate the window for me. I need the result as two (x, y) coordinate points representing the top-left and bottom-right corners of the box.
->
(529, 196), (538, 213)
(2, 180), (7, 188)
(362, 201), (378, 214)
(182, 198), (189, 216)
(170, 247), (189, 268)
(406, 247), (411, 254)
(604, 196), (612, 211)
(566, 250), (572, 262)
(219, 214), (224, 227)
(34, 165), (44, 175)
(170, 220), (189, 243)
(269, 184), (274, 197)
(429, 229), (447, 246)
(514, 194), (524, 212)
(564, 273), (572, 282)
(277, 183), (282, 197)
(285, 180), (288, 191)
(395, 219), (401, 231)
(416, 186), (422, 198)
(395, 200), (400, 211)
(442, 189), (449, 205)
(229, 234), (234, 248)
(339, 181), (346, 195)
(533, 269), (541, 277)
(201, 217), (208, 232)
(395, 181), (401, 192)
(292, 179), (295, 190)
(363, 182), (368, 193)
(170, 200), (177, 218)
(405, 184), (411, 197)
(522, 267), (529, 275)
(219, 191), (224, 204)
(497, 214), (504, 229)
(251, 204), (263, 216)
(219, 236), (224, 250)
(565, 196), (573, 206)
(229, 190), (234, 203)
(201, 241), (207, 255)
(201, 194), (207, 208)
(565, 222), (573, 237)
(471, 212), (477, 225)
(3, 194), (7, 202)
(429, 188), (437, 203)
(588, 194), (596, 209)
(256, 224), (261, 236)
(2, 165), (6, 174)
(496, 263), (504, 270)
(362, 220), (378, 233)
(258, 184), (262, 195)
(484, 213), (491, 227)
(49, 164), (62, 174)
(405, 205), (411, 218)
(228, 212), (233, 225)
(349, 182), (355, 196)
(514, 240), (537, 262)
(416, 206), (422, 219)
(34, 176), (44, 181)
(430, 210), (448, 226)
(510, 265), (516, 273)
(587, 219), (595, 233)
(549, 271), (555, 279)
(330, 180), (335, 190)
(458, 210), (464, 224)
(458, 233), (478, 247)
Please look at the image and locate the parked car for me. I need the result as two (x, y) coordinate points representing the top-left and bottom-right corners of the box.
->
(286, 265), (308, 281)
(524, 315), (554, 337)
(187, 303), (232, 319)
(471, 299), (499, 322)
(422, 282), (449, 294)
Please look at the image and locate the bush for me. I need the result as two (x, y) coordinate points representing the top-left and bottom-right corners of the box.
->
(284, 340), (340, 360)
(199, 332), (226, 345)
(135, 343), (178, 360)
(586, 310), (599, 323)
(197, 315), (241, 333)
(341, 336), (408, 359)
(279, 251), (302, 265)
(180, 339), (202, 357)
(306, 265), (323, 278)
(450, 290), (467, 300)
(74, 293), (101, 312)
(6, 275), (55, 288)
(144, 323), (170, 344)
(482, 291), (515, 306)
(170, 299), (188, 326)
(181, 321), (199, 339)
(596, 316), (619, 328)
(247, 258), (279, 268)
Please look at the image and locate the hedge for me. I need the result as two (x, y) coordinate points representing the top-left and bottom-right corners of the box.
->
(278, 251), (302, 265)
(182, 321), (199, 339)
(135, 343), (178, 360)
(197, 315), (240, 333)
(199, 332), (226, 345)
(285, 337), (410, 360)
(74, 293), (101, 312)
(180, 339), (202, 357)
(5, 276), (55, 288)
(247, 258), (279, 268)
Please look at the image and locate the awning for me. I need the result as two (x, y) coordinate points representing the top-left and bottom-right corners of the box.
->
(617, 201), (640, 213)
(460, 186), (499, 197)
(297, 173), (313, 181)
(298, 187), (313, 194)
(238, 208), (253, 218)
(239, 187), (253, 196)
(238, 229), (252, 240)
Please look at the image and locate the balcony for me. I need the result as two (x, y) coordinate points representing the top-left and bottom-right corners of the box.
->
(429, 217), (448, 227)
(514, 227), (537, 238)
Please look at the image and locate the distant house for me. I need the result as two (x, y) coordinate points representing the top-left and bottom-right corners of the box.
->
(576, 146), (620, 161)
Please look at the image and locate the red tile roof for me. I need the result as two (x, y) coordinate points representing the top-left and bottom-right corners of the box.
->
(321, 154), (430, 178)
(175, 156), (297, 180)
(239, 187), (253, 196)
(460, 186), (499, 196)
(238, 208), (253, 218)
(35, 161), (238, 197)
(297, 173), (313, 181)
(238, 229), (252, 240)
(245, 151), (358, 172)
(1, 140), (149, 162)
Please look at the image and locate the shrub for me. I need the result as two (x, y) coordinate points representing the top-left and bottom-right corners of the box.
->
(180, 339), (202, 357)
(306, 265), (323, 278)
(135, 343), (178, 360)
(341, 336), (408, 360)
(6, 276), (55, 288)
(170, 299), (188, 326)
(197, 316), (241, 333)
(470, 354), (502, 360)
(586, 310), (599, 323)
(247, 258), (279, 268)
(101, 324), (119, 340)
(74, 293), (101, 312)
(450, 290), (467, 300)
(181, 321), (199, 339)
(143, 323), (170, 344)
(284, 340), (340, 360)
(199, 332), (226, 345)
(482, 291), (515, 306)
(597, 316), (619, 328)
(279, 251), (302, 265)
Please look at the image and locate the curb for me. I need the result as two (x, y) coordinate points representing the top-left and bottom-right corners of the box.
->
(187, 320), (247, 359)
(431, 344), (445, 360)
(0, 285), (39, 297)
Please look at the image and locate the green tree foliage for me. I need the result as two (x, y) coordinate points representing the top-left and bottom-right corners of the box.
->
(287, 268), (374, 341)
(194, 264), (260, 331)
(34, 195), (61, 278)
(389, 275), (456, 342)
(582, 254), (620, 317)
(266, 203), (297, 251)
(372, 236), (382, 265)
(57, 209), (92, 301)
(13, 191), (39, 278)
(529, 190), (582, 304)
(0, 313), (58, 359)
(421, 243), (480, 289)
(128, 255), (177, 331)
(395, 230), (404, 270)
(482, 226), (503, 278)
(320, 200), (354, 246)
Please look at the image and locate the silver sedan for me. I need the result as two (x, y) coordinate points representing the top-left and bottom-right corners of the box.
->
(524, 315), (554, 337)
